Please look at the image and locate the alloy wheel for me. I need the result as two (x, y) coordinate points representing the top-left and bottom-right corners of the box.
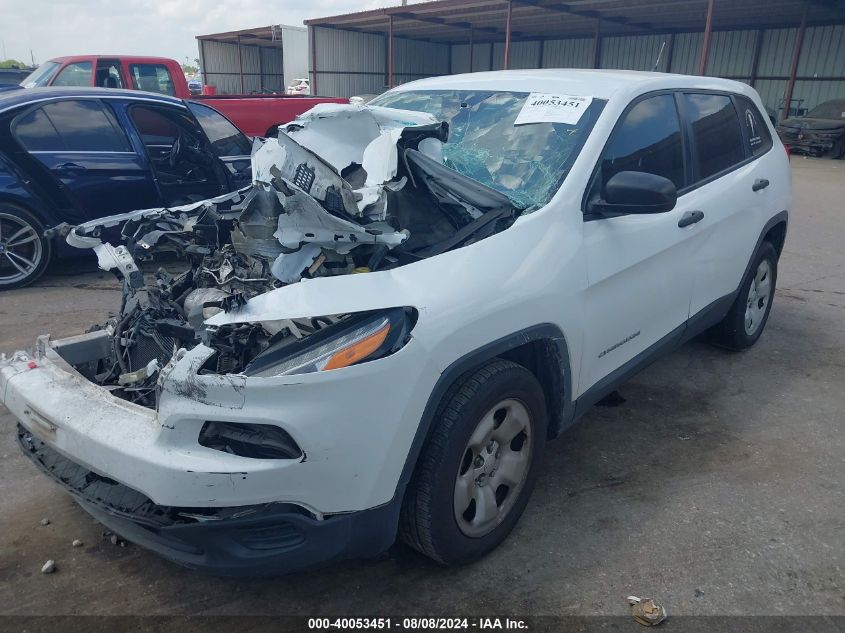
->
(454, 398), (533, 538)
(0, 212), (43, 286)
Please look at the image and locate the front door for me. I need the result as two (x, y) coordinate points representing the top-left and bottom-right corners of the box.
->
(186, 102), (253, 189)
(579, 93), (705, 394)
(127, 103), (225, 206)
(12, 98), (160, 220)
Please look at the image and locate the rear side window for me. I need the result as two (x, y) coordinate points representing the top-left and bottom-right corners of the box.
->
(129, 64), (176, 96)
(735, 95), (773, 157)
(14, 108), (62, 151)
(600, 94), (685, 190)
(683, 94), (745, 180)
(14, 100), (130, 152)
(51, 61), (93, 87)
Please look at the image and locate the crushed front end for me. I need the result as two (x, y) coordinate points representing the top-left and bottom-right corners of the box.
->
(1, 103), (521, 574)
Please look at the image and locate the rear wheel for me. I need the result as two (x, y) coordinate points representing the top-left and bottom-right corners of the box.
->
(711, 241), (777, 350)
(0, 204), (50, 290)
(400, 359), (547, 565)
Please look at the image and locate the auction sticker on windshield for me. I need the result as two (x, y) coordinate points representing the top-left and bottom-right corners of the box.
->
(514, 93), (593, 126)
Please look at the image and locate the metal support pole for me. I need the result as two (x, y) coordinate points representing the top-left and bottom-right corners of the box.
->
(469, 28), (474, 72)
(783, 5), (808, 121)
(593, 18), (602, 69)
(698, 0), (715, 75)
(663, 33), (675, 72)
(309, 25), (318, 95)
(198, 39), (206, 79)
(504, 0), (513, 70)
(749, 29), (764, 87)
(258, 45), (263, 91)
(387, 15), (394, 88)
(237, 34), (245, 93)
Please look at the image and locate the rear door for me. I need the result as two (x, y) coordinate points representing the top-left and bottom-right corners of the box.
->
(580, 92), (703, 392)
(12, 99), (161, 220)
(680, 92), (772, 318)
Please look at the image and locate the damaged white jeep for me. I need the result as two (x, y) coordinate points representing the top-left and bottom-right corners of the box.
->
(0, 70), (790, 575)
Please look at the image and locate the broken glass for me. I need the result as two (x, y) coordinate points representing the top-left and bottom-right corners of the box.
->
(370, 90), (605, 210)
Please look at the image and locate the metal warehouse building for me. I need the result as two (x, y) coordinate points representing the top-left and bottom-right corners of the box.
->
(305, 0), (845, 118)
(197, 25), (309, 94)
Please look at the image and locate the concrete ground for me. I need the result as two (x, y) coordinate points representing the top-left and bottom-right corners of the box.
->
(0, 158), (842, 619)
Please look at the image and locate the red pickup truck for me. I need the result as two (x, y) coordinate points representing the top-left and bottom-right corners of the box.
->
(20, 55), (346, 138)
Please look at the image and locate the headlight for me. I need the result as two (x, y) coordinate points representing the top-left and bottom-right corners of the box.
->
(244, 308), (415, 377)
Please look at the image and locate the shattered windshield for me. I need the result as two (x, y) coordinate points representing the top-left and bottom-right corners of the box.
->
(370, 90), (605, 209)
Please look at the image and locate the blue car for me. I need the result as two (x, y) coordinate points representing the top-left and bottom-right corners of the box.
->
(0, 87), (252, 288)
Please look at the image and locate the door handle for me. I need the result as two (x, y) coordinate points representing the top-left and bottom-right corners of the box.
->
(678, 210), (704, 228)
(54, 162), (86, 173)
(752, 178), (770, 192)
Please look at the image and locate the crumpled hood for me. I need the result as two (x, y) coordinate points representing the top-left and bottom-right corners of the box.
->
(62, 103), (451, 285)
(205, 265), (419, 326)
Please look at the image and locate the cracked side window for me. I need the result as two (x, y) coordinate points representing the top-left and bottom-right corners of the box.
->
(370, 90), (604, 210)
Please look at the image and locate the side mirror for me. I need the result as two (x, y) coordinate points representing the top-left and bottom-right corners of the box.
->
(589, 171), (677, 216)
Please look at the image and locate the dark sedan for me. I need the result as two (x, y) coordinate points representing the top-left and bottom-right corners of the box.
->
(0, 87), (252, 288)
(777, 98), (845, 158)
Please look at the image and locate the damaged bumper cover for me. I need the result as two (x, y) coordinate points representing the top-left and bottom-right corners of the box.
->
(17, 426), (398, 576)
(0, 329), (434, 506)
(1, 332), (433, 573)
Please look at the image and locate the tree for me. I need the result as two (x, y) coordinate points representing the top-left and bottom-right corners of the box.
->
(0, 59), (29, 69)
(182, 64), (199, 76)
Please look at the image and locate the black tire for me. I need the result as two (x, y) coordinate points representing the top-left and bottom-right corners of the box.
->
(0, 203), (51, 290)
(400, 359), (547, 565)
(711, 241), (778, 350)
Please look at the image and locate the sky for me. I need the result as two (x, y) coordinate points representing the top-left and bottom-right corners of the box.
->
(0, 0), (409, 67)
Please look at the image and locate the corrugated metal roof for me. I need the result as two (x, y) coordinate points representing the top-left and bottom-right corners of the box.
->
(305, 0), (845, 44)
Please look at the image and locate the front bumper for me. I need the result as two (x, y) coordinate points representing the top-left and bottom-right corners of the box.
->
(17, 425), (399, 576)
(1, 332), (436, 513)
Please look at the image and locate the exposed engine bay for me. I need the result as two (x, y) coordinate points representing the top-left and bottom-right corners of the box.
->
(53, 104), (522, 408)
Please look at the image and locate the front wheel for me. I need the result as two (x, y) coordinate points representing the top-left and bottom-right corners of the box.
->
(400, 359), (547, 565)
(0, 204), (51, 290)
(711, 241), (778, 350)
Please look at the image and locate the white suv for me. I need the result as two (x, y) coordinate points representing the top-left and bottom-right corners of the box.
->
(0, 70), (789, 575)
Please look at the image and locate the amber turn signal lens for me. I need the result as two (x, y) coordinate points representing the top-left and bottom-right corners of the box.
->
(321, 322), (391, 370)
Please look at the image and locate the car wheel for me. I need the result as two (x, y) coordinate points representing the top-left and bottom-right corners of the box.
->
(400, 359), (547, 565)
(711, 241), (778, 350)
(0, 204), (51, 290)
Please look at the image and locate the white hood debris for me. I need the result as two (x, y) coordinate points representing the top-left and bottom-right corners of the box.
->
(284, 104), (439, 217)
(48, 102), (519, 407)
